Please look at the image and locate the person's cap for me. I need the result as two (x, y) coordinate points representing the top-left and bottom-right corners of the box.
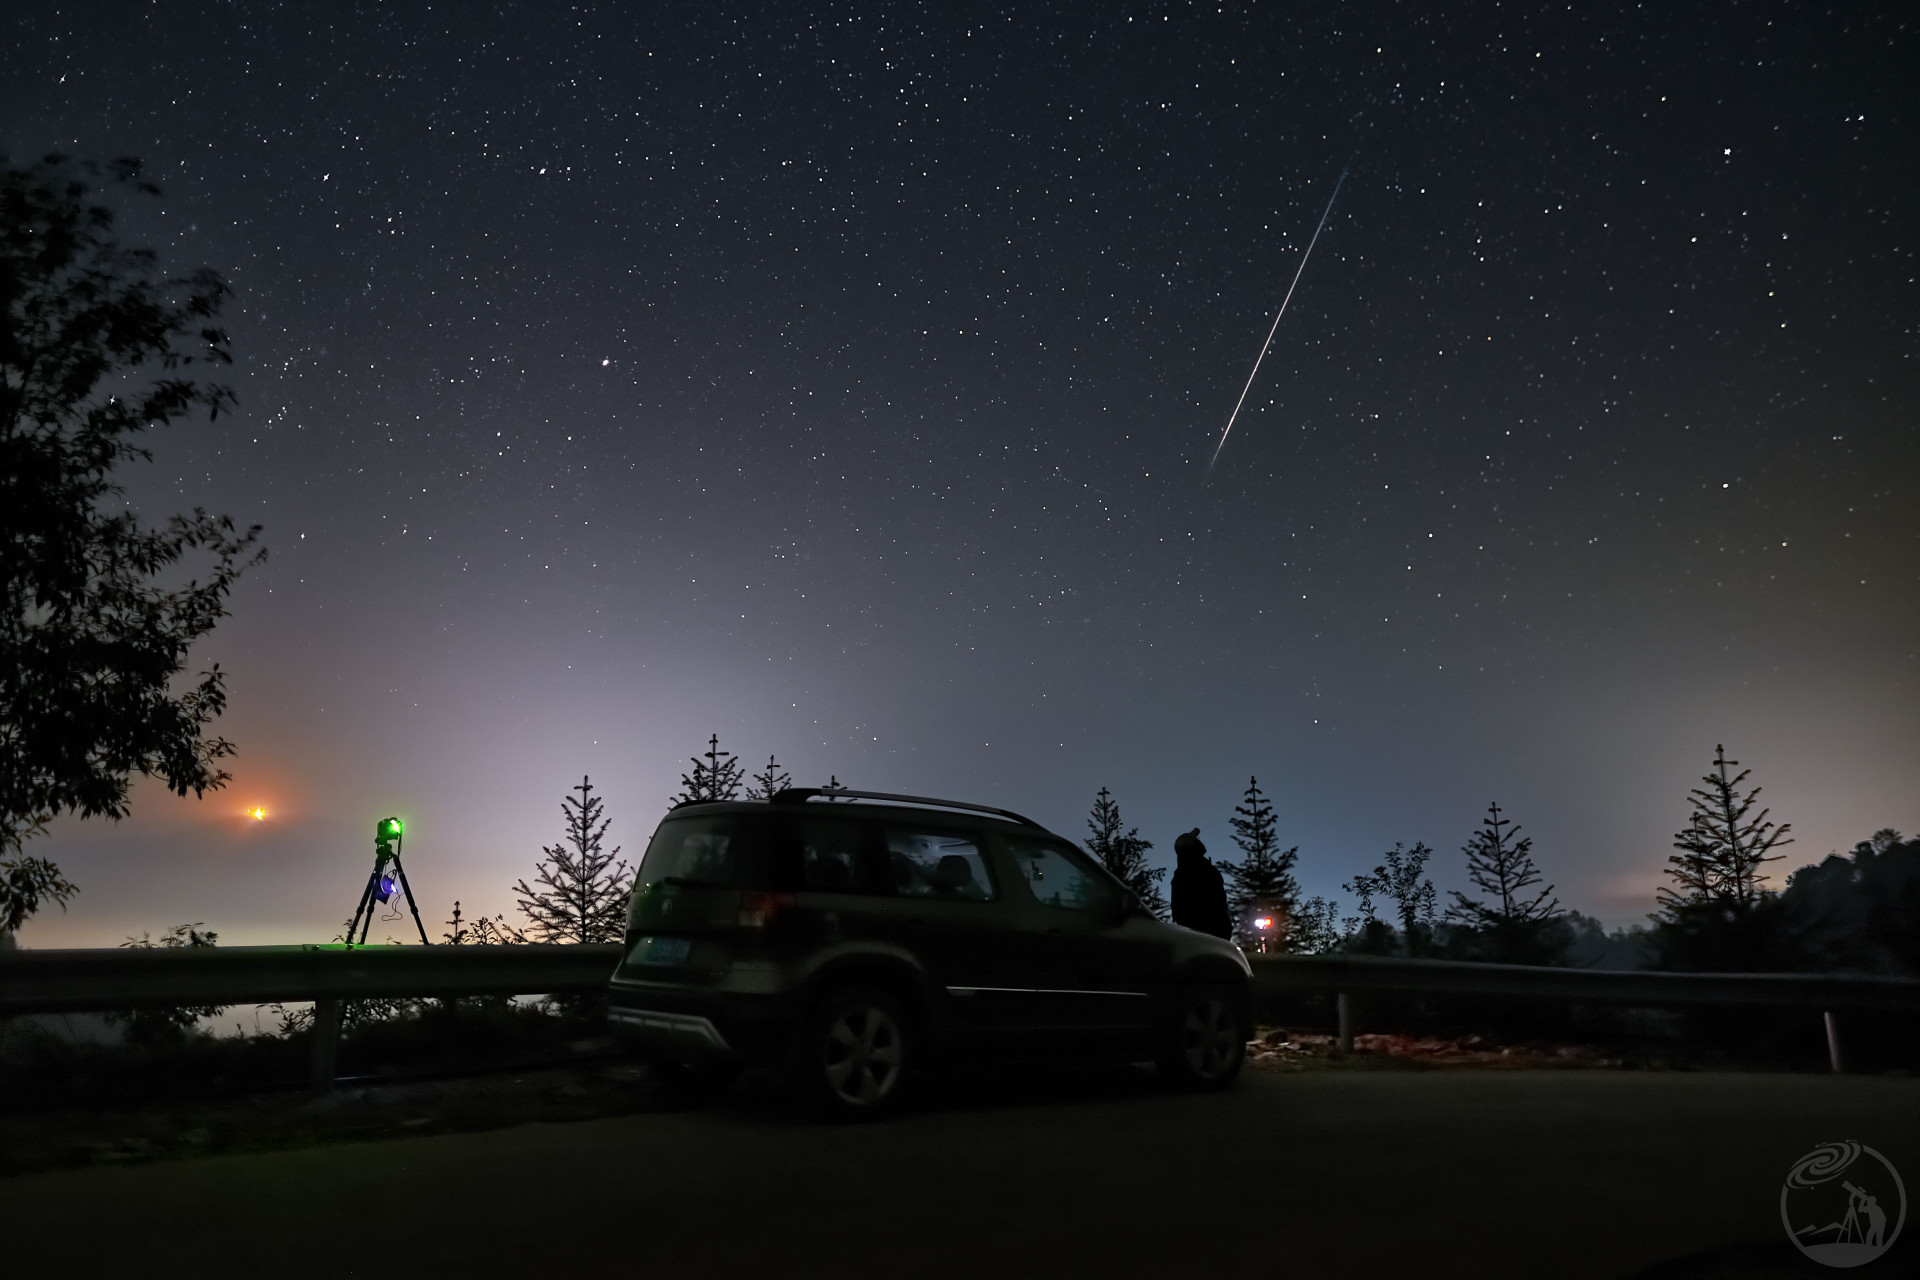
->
(1174, 828), (1205, 856)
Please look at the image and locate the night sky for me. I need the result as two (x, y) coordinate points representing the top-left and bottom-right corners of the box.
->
(7, 2), (1915, 947)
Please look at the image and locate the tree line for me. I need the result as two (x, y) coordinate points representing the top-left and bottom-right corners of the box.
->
(1076, 744), (1913, 977)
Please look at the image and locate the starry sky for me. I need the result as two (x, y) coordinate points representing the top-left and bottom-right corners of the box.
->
(6, 1), (1915, 946)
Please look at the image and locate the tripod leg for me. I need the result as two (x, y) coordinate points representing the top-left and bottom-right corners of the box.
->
(394, 858), (432, 946)
(346, 872), (378, 946)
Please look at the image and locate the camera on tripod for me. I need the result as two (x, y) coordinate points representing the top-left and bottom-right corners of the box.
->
(345, 816), (431, 946)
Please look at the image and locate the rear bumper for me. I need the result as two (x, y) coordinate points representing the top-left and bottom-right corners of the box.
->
(606, 1006), (733, 1055)
(606, 978), (797, 1065)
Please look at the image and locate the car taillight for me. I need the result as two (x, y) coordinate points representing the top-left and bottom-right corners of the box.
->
(737, 892), (795, 929)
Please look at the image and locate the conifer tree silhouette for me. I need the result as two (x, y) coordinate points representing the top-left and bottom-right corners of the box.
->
(745, 754), (792, 801)
(1649, 745), (1798, 972)
(1084, 786), (1168, 919)
(513, 776), (631, 943)
(673, 734), (744, 804)
(1221, 776), (1299, 949)
(1659, 744), (1793, 913)
(1444, 802), (1564, 963)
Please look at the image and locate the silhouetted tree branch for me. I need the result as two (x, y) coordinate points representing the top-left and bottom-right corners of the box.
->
(1, 153), (263, 933)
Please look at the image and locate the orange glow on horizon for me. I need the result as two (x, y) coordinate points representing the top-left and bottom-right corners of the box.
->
(246, 807), (268, 821)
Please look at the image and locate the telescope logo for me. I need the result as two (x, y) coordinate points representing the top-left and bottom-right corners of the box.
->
(1780, 1141), (1905, 1268)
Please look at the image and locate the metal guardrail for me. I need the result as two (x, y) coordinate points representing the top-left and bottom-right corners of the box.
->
(1249, 953), (1920, 1072)
(0, 943), (625, 1093)
(0, 943), (623, 1016)
(1249, 953), (1920, 1010)
(4, 946), (1913, 1082)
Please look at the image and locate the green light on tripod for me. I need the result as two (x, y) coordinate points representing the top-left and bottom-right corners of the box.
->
(377, 816), (403, 842)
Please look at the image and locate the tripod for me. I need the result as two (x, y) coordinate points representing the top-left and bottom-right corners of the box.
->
(345, 817), (432, 946)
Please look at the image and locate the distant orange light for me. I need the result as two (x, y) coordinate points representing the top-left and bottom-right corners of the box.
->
(1254, 916), (1274, 930)
(247, 807), (268, 821)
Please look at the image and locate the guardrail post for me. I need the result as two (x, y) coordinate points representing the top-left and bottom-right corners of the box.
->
(311, 998), (343, 1093)
(1336, 991), (1353, 1055)
(1823, 1010), (1844, 1074)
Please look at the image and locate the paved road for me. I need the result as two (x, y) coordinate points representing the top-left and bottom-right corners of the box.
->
(5, 1067), (1913, 1278)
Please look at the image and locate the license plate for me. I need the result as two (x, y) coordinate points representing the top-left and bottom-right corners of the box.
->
(632, 935), (691, 967)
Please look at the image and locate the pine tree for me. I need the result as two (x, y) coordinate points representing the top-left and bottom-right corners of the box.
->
(1444, 802), (1564, 963)
(1221, 776), (1300, 950)
(673, 733), (744, 804)
(1651, 745), (1797, 972)
(1658, 744), (1792, 913)
(1084, 786), (1168, 919)
(513, 776), (632, 943)
(745, 754), (792, 801)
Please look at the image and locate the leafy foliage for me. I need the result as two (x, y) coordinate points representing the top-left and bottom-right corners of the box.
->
(1287, 894), (1346, 954)
(1783, 829), (1920, 977)
(512, 776), (632, 944)
(112, 922), (224, 1042)
(0, 846), (76, 934)
(1, 153), (262, 929)
(1083, 786), (1168, 919)
(1345, 842), (1438, 956)
(1444, 802), (1566, 964)
(673, 733), (744, 804)
(1221, 776), (1299, 949)
(745, 754), (792, 801)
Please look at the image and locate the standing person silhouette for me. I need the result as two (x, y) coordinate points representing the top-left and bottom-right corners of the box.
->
(1171, 828), (1233, 940)
(1858, 1187), (1886, 1248)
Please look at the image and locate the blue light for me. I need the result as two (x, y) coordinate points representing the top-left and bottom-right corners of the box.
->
(376, 874), (399, 903)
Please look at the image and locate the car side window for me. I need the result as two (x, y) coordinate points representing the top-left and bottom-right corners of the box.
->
(886, 830), (997, 901)
(799, 820), (878, 893)
(1008, 840), (1116, 914)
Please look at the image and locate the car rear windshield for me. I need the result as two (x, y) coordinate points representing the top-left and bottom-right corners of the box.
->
(635, 813), (769, 890)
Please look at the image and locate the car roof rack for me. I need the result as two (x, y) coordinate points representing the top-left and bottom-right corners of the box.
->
(769, 786), (1043, 829)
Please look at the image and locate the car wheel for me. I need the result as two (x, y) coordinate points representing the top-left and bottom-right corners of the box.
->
(800, 985), (912, 1119)
(1158, 984), (1247, 1090)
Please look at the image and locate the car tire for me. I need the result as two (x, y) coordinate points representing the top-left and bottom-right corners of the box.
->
(1157, 984), (1247, 1090)
(798, 985), (913, 1120)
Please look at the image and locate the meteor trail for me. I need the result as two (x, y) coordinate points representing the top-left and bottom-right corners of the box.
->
(1205, 161), (1351, 477)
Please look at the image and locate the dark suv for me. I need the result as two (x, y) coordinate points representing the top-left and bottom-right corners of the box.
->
(607, 787), (1252, 1116)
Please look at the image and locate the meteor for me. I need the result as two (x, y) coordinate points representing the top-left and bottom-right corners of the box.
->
(1205, 160), (1351, 477)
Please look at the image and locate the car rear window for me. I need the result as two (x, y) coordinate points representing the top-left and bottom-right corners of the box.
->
(636, 814), (769, 890)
